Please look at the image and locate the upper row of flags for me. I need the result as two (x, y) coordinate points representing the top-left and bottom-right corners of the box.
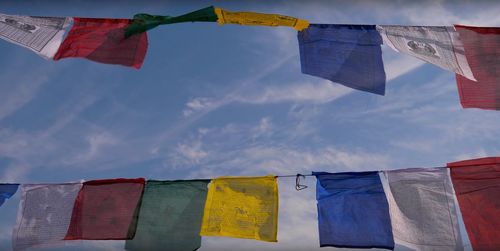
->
(0, 6), (498, 110)
(0, 156), (499, 250)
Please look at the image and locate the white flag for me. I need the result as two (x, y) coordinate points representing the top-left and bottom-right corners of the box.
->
(377, 25), (476, 81)
(381, 168), (465, 251)
(0, 14), (71, 59)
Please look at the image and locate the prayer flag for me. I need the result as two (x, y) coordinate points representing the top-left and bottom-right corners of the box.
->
(314, 172), (394, 249)
(298, 24), (386, 95)
(125, 180), (210, 251)
(447, 157), (500, 250)
(377, 25), (475, 80)
(214, 8), (309, 31)
(53, 18), (148, 69)
(200, 176), (278, 242)
(64, 178), (145, 240)
(454, 25), (500, 110)
(383, 168), (464, 250)
(0, 183), (18, 206)
(125, 6), (218, 37)
(0, 13), (71, 58)
(13, 183), (82, 251)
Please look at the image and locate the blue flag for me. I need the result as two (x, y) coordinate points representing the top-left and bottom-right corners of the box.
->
(0, 184), (19, 206)
(314, 172), (394, 249)
(298, 24), (386, 95)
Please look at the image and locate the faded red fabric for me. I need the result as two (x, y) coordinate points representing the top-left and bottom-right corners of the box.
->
(447, 157), (500, 250)
(65, 178), (145, 240)
(54, 18), (148, 69)
(454, 25), (500, 110)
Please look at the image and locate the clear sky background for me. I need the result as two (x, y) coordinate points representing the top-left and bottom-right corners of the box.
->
(0, 0), (499, 250)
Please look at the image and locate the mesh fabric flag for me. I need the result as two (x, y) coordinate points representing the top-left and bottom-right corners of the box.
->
(214, 7), (309, 31)
(314, 172), (394, 249)
(53, 18), (148, 69)
(0, 183), (18, 207)
(200, 176), (278, 242)
(125, 180), (210, 251)
(383, 168), (464, 250)
(64, 178), (145, 240)
(298, 24), (386, 95)
(454, 25), (500, 110)
(13, 183), (82, 251)
(447, 157), (500, 250)
(377, 25), (475, 80)
(125, 6), (218, 37)
(0, 13), (71, 58)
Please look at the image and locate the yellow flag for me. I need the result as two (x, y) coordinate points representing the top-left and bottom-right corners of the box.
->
(200, 175), (279, 242)
(214, 8), (309, 31)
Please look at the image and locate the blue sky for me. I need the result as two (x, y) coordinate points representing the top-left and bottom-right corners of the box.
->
(0, 0), (499, 250)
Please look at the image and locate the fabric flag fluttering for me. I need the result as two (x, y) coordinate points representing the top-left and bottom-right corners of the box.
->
(314, 172), (394, 249)
(382, 168), (464, 250)
(298, 24), (386, 95)
(454, 25), (500, 110)
(125, 6), (218, 38)
(0, 14), (71, 58)
(377, 25), (476, 80)
(447, 157), (500, 250)
(214, 7), (309, 31)
(0, 184), (18, 207)
(53, 18), (148, 69)
(12, 183), (82, 251)
(125, 180), (210, 251)
(64, 178), (145, 240)
(200, 176), (279, 242)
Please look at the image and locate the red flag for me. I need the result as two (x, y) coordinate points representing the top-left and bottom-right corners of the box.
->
(65, 178), (145, 240)
(54, 18), (148, 69)
(447, 157), (500, 250)
(454, 25), (500, 110)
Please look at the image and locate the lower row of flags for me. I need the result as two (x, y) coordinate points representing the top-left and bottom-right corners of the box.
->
(0, 156), (498, 250)
(0, 7), (498, 110)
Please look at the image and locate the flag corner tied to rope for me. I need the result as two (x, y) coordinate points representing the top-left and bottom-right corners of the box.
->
(13, 183), (83, 251)
(298, 24), (386, 95)
(200, 175), (278, 242)
(214, 7), (309, 31)
(313, 171), (394, 249)
(0, 13), (71, 59)
(376, 25), (476, 81)
(0, 183), (18, 207)
(454, 25), (500, 110)
(447, 156), (500, 250)
(383, 168), (464, 250)
(125, 6), (218, 38)
(64, 178), (145, 240)
(125, 179), (210, 251)
(53, 17), (148, 69)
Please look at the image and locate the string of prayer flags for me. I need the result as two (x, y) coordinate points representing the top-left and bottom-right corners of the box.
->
(0, 14), (71, 59)
(447, 157), (500, 250)
(454, 25), (500, 110)
(314, 172), (394, 249)
(200, 176), (279, 242)
(377, 25), (476, 80)
(125, 180), (210, 251)
(125, 6), (218, 38)
(214, 7), (309, 31)
(12, 183), (82, 251)
(0, 184), (18, 207)
(64, 178), (145, 240)
(53, 18), (148, 69)
(298, 24), (386, 95)
(382, 168), (464, 250)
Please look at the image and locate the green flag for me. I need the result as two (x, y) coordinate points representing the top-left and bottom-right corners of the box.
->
(125, 6), (217, 37)
(125, 180), (210, 251)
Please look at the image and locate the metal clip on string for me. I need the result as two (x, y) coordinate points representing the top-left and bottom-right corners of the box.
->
(295, 174), (308, 191)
